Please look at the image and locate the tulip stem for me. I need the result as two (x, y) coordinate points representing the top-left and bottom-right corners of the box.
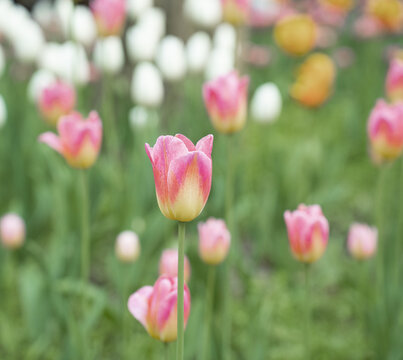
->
(201, 266), (216, 360)
(164, 342), (169, 360)
(80, 170), (90, 284)
(177, 221), (186, 360)
(103, 74), (120, 160)
(304, 263), (311, 359)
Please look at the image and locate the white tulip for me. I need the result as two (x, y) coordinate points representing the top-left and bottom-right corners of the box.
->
(55, 0), (74, 36)
(27, 69), (56, 103)
(156, 36), (187, 82)
(0, 45), (4, 78)
(251, 83), (282, 123)
(205, 47), (235, 80)
(0, 95), (7, 128)
(71, 6), (96, 47)
(115, 231), (141, 263)
(137, 7), (166, 40)
(131, 62), (164, 107)
(186, 32), (211, 74)
(94, 36), (125, 75)
(127, 0), (153, 20)
(129, 106), (149, 129)
(32, 0), (55, 29)
(126, 24), (160, 62)
(12, 21), (45, 63)
(184, 0), (222, 29)
(214, 23), (236, 51)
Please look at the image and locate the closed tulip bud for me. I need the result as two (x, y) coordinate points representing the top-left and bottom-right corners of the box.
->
(251, 82), (282, 123)
(90, 0), (126, 37)
(284, 204), (329, 263)
(274, 14), (317, 56)
(386, 59), (403, 102)
(0, 95), (7, 129)
(184, 0), (222, 29)
(94, 36), (124, 75)
(126, 24), (160, 62)
(156, 36), (187, 82)
(186, 32), (211, 74)
(12, 21), (44, 64)
(367, 99), (403, 163)
(138, 7), (166, 40)
(221, 0), (251, 26)
(38, 81), (76, 126)
(159, 249), (191, 282)
(213, 23), (236, 51)
(71, 6), (97, 47)
(32, 0), (55, 30)
(145, 134), (213, 222)
(28, 69), (56, 103)
(127, 0), (153, 20)
(128, 276), (191, 342)
(203, 71), (249, 134)
(198, 218), (230, 265)
(39, 111), (102, 169)
(204, 47), (235, 80)
(115, 231), (140, 263)
(129, 106), (150, 129)
(367, 0), (403, 31)
(0, 213), (25, 249)
(131, 62), (164, 107)
(347, 223), (377, 260)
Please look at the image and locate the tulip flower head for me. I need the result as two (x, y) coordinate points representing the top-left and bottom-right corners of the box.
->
(284, 204), (329, 263)
(91, 0), (126, 37)
(145, 134), (213, 222)
(115, 231), (141, 263)
(0, 213), (25, 250)
(128, 275), (191, 342)
(203, 71), (249, 134)
(367, 99), (403, 163)
(221, 0), (251, 26)
(347, 223), (377, 260)
(367, 0), (403, 31)
(386, 59), (403, 102)
(38, 81), (76, 125)
(250, 82), (282, 123)
(159, 249), (191, 282)
(319, 0), (354, 13)
(198, 218), (231, 265)
(39, 111), (102, 169)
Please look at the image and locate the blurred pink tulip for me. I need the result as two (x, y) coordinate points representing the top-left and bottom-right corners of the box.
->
(347, 223), (377, 260)
(386, 59), (403, 102)
(90, 0), (126, 37)
(198, 218), (231, 265)
(39, 111), (102, 169)
(38, 81), (76, 126)
(203, 72), (249, 134)
(284, 204), (329, 263)
(159, 249), (191, 282)
(367, 99), (403, 163)
(354, 15), (383, 38)
(145, 134), (213, 222)
(128, 275), (191, 342)
(0, 213), (25, 249)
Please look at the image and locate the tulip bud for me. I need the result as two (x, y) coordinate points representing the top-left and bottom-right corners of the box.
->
(126, 24), (160, 62)
(127, 0), (153, 20)
(156, 36), (187, 82)
(386, 59), (403, 102)
(131, 62), (164, 107)
(284, 204), (329, 263)
(12, 21), (44, 64)
(221, 0), (251, 26)
(184, 0), (222, 29)
(367, 99), (403, 163)
(38, 81), (76, 126)
(137, 7), (166, 40)
(274, 14), (317, 56)
(347, 223), (377, 260)
(367, 0), (403, 31)
(203, 71), (249, 134)
(204, 47), (235, 80)
(32, 0), (55, 30)
(159, 249), (191, 282)
(115, 231), (140, 263)
(213, 23), (236, 51)
(145, 134), (213, 222)
(90, 0), (126, 37)
(0, 95), (7, 129)
(186, 32), (211, 74)
(0, 213), (25, 249)
(39, 111), (103, 169)
(198, 218), (230, 265)
(128, 275), (191, 342)
(28, 69), (56, 103)
(94, 36), (125, 75)
(251, 82), (282, 123)
(71, 6), (97, 47)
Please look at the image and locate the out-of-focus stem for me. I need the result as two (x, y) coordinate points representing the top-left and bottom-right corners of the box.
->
(201, 266), (216, 360)
(177, 222), (186, 360)
(80, 170), (90, 283)
(304, 263), (311, 359)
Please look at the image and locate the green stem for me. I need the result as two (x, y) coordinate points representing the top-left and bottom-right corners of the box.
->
(177, 222), (186, 360)
(304, 263), (311, 360)
(80, 170), (90, 283)
(103, 74), (120, 160)
(201, 266), (216, 360)
(164, 342), (169, 360)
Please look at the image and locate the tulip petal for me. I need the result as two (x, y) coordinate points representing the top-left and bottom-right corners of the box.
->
(196, 134), (214, 158)
(128, 286), (153, 329)
(38, 132), (63, 154)
(175, 134), (196, 151)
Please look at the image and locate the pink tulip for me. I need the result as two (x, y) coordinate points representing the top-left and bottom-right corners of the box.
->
(128, 275), (191, 342)
(386, 59), (403, 102)
(347, 223), (377, 260)
(145, 134), (213, 222)
(367, 99), (403, 163)
(90, 0), (126, 37)
(198, 218), (231, 265)
(159, 249), (191, 283)
(203, 71), (249, 134)
(0, 213), (25, 249)
(38, 81), (76, 126)
(284, 204), (329, 263)
(39, 111), (102, 169)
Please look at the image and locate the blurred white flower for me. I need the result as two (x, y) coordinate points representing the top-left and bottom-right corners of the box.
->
(0, 3), (30, 41)
(184, 0), (222, 29)
(12, 21), (45, 63)
(0, 45), (4, 78)
(205, 47), (234, 80)
(137, 7), (166, 40)
(32, 0), (55, 29)
(251, 83), (282, 123)
(214, 23), (236, 51)
(156, 36), (187, 82)
(115, 231), (140, 263)
(55, 0), (74, 36)
(27, 69), (56, 103)
(131, 62), (164, 107)
(126, 24), (160, 62)
(94, 36), (125, 74)
(129, 106), (149, 129)
(71, 6), (97, 47)
(127, 0), (153, 20)
(186, 32), (211, 74)
(0, 95), (7, 128)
